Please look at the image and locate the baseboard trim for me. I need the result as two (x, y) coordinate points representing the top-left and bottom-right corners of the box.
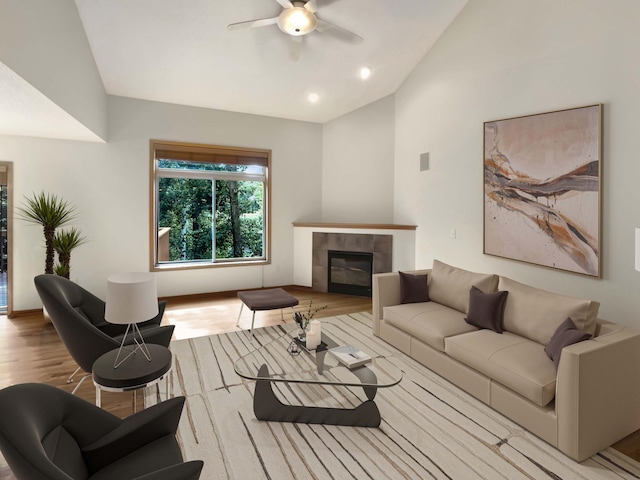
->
(8, 308), (43, 319)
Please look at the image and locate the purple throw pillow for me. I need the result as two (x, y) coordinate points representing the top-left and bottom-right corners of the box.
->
(399, 271), (430, 304)
(545, 317), (592, 369)
(464, 286), (508, 333)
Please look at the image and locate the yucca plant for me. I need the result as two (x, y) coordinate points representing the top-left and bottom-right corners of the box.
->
(17, 192), (77, 274)
(53, 227), (87, 279)
(53, 263), (70, 278)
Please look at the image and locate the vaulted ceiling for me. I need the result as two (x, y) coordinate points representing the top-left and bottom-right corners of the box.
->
(1, 0), (468, 140)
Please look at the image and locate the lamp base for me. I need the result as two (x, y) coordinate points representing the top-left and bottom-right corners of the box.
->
(113, 323), (152, 368)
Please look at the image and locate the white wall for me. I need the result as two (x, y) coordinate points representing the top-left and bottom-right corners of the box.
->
(394, 0), (640, 326)
(1, 95), (322, 310)
(9, 0), (640, 326)
(322, 95), (395, 222)
(0, 0), (107, 140)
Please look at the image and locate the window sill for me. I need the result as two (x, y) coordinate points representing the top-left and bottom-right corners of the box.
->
(152, 259), (269, 272)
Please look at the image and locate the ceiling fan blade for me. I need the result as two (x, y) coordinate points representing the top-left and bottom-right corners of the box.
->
(274, 0), (294, 8)
(227, 17), (278, 31)
(316, 18), (363, 44)
(303, 0), (318, 13)
(289, 35), (302, 62)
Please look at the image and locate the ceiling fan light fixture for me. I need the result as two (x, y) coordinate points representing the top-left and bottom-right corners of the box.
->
(278, 6), (317, 36)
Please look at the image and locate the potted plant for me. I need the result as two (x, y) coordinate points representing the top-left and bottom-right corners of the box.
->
(17, 192), (77, 274)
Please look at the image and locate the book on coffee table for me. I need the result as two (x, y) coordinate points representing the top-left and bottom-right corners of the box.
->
(328, 345), (371, 369)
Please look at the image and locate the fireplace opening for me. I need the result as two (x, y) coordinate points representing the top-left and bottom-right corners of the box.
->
(327, 250), (373, 297)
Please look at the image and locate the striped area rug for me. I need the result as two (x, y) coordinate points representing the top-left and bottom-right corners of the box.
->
(145, 312), (640, 479)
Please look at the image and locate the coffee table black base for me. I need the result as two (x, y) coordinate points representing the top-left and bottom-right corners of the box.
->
(253, 365), (381, 427)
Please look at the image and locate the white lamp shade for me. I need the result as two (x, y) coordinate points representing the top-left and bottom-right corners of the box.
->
(636, 228), (640, 272)
(105, 272), (159, 325)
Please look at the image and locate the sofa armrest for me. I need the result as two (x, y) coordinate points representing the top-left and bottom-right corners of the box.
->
(555, 324), (640, 461)
(372, 269), (430, 336)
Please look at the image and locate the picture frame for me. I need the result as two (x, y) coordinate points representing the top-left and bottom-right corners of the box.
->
(483, 104), (602, 277)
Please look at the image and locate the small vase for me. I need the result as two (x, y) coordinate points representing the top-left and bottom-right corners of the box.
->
(297, 328), (306, 342)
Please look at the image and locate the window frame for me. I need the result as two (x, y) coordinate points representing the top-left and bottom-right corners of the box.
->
(149, 140), (271, 271)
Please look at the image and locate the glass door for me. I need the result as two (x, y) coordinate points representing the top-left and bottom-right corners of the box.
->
(0, 163), (11, 314)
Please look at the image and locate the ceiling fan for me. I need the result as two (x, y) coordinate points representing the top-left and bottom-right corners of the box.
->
(227, 0), (363, 61)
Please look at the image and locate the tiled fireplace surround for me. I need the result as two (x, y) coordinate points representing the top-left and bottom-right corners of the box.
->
(292, 223), (416, 290)
(312, 232), (393, 293)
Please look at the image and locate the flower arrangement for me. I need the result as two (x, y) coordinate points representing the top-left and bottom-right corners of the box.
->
(293, 300), (327, 332)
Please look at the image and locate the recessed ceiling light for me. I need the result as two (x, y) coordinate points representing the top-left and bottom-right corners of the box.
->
(359, 66), (372, 80)
(308, 93), (319, 103)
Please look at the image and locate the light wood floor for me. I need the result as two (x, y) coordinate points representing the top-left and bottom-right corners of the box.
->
(0, 287), (371, 479)
(0, 286), (639, 479)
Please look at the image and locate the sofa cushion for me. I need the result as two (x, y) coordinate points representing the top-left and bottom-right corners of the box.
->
(429, 260), (499, 314)
(399, 271), (430, 304)
(465, 286), (508, 333)
(499, 277), (599, 345)
(384, 302), (476, 352)
(544, 317), (592, 369)
(445, 330), (557, 407)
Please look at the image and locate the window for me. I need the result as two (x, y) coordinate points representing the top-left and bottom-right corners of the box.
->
(150, 141), (270, 270)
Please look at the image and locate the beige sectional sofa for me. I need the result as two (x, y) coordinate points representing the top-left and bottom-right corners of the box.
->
(372, 260), (640, 461)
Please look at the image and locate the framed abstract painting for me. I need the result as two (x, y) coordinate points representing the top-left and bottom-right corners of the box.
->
(483, 104), (602, 277)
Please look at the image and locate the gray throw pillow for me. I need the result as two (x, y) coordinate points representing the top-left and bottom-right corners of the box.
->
(399, 271), (430, 304)
(544, 317), (592, 369)
(464, 286), (508, 333)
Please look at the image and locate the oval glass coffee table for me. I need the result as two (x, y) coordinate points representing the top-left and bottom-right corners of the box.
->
(234, 322), (402, 427)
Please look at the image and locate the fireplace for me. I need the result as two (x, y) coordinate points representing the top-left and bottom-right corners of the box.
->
(311, 232), (392, 293)
(327, 250), (373, 297)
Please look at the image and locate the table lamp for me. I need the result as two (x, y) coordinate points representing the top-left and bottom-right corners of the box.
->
(105, 272), (159, 368)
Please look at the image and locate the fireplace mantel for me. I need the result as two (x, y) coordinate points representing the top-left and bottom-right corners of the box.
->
(293, 222), (416, 231)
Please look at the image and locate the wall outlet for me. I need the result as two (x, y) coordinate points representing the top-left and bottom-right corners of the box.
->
(450, 229), (456, 239)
